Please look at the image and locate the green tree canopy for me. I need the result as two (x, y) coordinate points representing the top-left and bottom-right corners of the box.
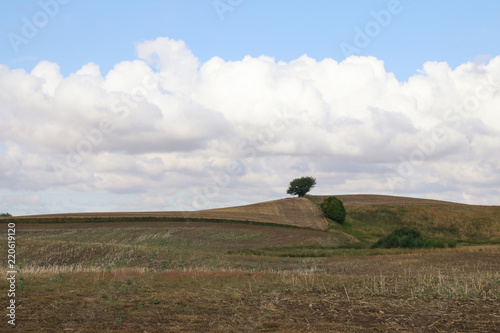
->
(287, 177), (316, 197)
(320, 196), (346, 224)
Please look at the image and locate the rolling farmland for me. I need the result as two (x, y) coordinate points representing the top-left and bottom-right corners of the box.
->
(1, 194), (499, 332)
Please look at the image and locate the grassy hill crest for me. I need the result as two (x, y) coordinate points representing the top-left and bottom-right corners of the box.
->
(6, 194), (500, 244)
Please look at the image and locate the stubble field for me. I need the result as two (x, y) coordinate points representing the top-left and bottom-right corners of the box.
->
(1, 217), (499, 332)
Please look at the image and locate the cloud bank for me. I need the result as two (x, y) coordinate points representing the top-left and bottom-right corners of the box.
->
(1, 37), (500, 214)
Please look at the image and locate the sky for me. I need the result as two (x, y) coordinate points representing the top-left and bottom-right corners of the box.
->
(1, 0), (500, 215)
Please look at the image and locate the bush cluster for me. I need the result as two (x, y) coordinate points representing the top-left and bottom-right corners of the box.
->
(320, 196), (346, 224)
(0, 212), (12, 217)
(371, 227), (448, 249)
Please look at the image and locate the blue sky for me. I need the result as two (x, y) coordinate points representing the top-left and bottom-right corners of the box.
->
(1, 1), (500, 215)
(2, 0), (499, 80)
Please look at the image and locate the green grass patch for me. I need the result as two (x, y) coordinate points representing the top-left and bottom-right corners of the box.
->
(342, 205), (500, 245)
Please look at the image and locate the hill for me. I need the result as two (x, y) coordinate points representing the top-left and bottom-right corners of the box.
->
(309, 195), (500, 244)
(7, 194), (500, 244)
(312, 194), (463, 206)
(8, 197), (328, 230)
(181, 197), (326, 229)
(4, 194), (499, 332)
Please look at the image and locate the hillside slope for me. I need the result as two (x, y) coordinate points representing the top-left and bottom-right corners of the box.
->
(310, 194), (500, 243)
(180, 197), (327, 229)
(311, 194), (463, 206)
(8, 194), (499, 243)
(10, 197), (328, 230)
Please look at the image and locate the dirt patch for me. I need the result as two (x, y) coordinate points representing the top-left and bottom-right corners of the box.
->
(3, 266), (498, 332)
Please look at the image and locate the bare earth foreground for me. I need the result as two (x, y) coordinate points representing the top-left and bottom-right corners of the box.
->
(2, 195), (499, 332)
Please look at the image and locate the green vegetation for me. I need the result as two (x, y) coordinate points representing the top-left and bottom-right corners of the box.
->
(320, 196), (346, 224)
(0, 212), (12, 217)
(1, 195), (500, 332)
(286, 176), (316, 197)
(341, 205), (500, 245)
(371, 227), (448, 249)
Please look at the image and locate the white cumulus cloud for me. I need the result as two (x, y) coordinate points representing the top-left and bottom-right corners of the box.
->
(1, 37), (500, 214)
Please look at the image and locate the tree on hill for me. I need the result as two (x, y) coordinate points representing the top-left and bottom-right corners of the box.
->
(320, 196), (346, 224)
(287, 176), (316, 197)
(0, 212), (12, 217)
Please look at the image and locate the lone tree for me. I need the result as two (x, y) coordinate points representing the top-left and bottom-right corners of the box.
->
(287, 176), (316, 197)
(320, 196), (346, 224)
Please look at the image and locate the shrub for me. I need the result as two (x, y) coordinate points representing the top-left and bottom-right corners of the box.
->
(371, 227), (447, 249)
(320, 196), (346, 224)
(0, 212), (12, 217)
(447, 240), (457, 248)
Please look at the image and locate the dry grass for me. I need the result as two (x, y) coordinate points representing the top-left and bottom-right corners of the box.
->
(3, 195), (500, 331)
(311, 194), (465, 206)
(197, 197), (327, 229)
(9, 197), (328, 230)
(343, 204), (500, 242)
(12, 222), (352, 272)
(9, 195), (499, 243)
(2, 245), (499, 332)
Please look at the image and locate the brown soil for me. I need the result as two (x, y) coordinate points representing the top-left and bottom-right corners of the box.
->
(2, 246), (499, 332)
